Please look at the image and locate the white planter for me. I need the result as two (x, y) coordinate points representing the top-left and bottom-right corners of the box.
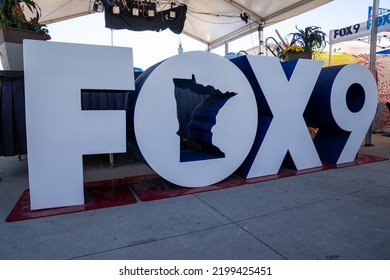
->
(0, 41), (24, 70)
(0, 27), (46, 71)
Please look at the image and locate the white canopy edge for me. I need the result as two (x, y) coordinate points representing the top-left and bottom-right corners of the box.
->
(38, 0), (95, 24)
(184, 0), (334, 50)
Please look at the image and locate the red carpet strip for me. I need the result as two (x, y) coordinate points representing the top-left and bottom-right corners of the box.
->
(6, 154), (387, 222)
(127, 174), (247, 201)
(6, 179), (137, 222)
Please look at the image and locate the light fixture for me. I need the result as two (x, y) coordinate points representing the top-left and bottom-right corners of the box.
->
(147, 9), (155, 16)
(112, 5), (120, 14)
(169, 9), (176, 19)
(147, 4), (156, 17)
(132, 7), (140, 16)
(168, 2), (176, 19)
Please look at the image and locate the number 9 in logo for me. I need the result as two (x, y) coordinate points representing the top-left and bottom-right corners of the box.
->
(304, 64), (378, 164)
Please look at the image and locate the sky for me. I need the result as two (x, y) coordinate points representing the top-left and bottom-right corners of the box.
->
(46, 0), (390, 70)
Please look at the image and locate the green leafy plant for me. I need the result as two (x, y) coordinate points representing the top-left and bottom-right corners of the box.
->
(288, 25), (326, 52)
(0, 0), (50, 38)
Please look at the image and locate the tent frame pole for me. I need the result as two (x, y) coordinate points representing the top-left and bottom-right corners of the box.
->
(258, 23), (264, 55)
(364, 0), (380, 146)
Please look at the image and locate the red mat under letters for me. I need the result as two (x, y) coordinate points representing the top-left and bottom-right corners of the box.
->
(6, 179), (137, 222)
(6, 154), (387, 222)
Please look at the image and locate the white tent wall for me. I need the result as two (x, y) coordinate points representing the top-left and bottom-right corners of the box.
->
(331, 36), (390, 54)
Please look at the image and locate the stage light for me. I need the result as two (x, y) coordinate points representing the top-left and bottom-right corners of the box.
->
(147, 9), (155, 17)
(132, 7), (140, 16)
(113, 5), (120, 14)
(145, 1), (156, 17)
(169, 9), (176, 19)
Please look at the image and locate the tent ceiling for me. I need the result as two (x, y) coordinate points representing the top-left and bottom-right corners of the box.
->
(35, 0), (95, 24)
(33, 0), (333, 49)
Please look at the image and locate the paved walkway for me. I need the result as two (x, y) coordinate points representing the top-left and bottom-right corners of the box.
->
(1, 134), (390, 260)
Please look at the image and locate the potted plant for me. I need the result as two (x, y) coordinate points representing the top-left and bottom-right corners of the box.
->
(280, 25), (326, 61)
(0, 0), (50, 70)
(279, 44), (309, 60)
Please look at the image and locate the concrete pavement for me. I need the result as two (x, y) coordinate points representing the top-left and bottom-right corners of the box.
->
(1, 133), (390, 260)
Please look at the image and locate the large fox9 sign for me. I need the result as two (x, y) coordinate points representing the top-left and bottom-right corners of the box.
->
(24, 41), (377, 210)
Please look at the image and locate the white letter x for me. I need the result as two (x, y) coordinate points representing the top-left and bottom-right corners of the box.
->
(244, 57), (323, 178)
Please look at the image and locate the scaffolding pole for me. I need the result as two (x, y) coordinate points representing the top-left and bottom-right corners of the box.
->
(364, 0), (379, 146)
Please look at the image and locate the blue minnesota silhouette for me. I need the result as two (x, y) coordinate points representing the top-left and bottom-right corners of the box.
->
(173, 75), (237, 162)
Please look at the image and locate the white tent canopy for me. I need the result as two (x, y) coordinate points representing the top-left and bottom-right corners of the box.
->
(33, 0), (333, 50)
(332, 33), (390, 53)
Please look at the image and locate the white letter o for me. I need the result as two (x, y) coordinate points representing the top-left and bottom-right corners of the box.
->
(133, 52), (258, 187)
